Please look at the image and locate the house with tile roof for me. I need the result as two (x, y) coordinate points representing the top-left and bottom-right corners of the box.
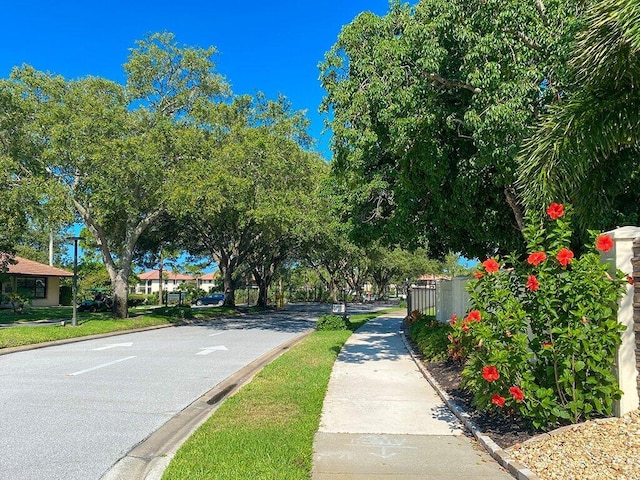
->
(133, 270), (220, 295)
(0, 256), (73, 307)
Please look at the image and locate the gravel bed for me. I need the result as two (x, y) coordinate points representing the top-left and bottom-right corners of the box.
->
(508, 410), (640, 480)
(425, 358), (640, 480)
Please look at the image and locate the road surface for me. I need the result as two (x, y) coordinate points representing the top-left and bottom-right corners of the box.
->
(1, 303), (369, 480)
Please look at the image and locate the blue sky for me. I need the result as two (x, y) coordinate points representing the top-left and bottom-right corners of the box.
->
(1, 0), (396, 159)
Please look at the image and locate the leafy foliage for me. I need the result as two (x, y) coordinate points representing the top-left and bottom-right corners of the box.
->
(406, 312), (451, 362)
(1, 33), (229, 317)
(517, 0), (640, 234)
(168, 94), (323, 307)
(450, 204), (629, 429)
(316, 314), (352, 331)
(320, 0), (585, 258)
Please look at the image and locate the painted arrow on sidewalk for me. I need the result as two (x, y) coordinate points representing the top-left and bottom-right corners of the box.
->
(92, 342), (134, 351)
(196, 345), (228, 355)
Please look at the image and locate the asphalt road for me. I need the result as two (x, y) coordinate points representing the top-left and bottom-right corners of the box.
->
(0, 303), (374, 480)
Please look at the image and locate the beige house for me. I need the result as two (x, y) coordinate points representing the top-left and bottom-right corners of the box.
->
(0, 256), (73, 307)
(134, 270), (219, 295)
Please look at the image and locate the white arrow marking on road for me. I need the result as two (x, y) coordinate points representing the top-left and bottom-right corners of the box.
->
(209, 332), (224, 337)
(196, 345), (228, 355)
(92, 342), (133, 351)
(68, 356), (137, 376)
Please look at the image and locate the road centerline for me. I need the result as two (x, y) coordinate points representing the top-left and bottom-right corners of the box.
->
(68, 356), (138, 376)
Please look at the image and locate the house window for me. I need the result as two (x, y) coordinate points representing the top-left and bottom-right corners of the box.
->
(17, 277), (47, 299)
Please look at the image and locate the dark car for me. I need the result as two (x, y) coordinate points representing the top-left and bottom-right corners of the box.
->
(193, 293), (225, 306)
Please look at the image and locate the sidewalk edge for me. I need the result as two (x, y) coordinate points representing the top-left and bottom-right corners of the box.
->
(399, 329), (542, 480)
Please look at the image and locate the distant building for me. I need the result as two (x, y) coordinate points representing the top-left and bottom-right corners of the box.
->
(415, 274), (450, 288)
(0, 256), (73, 307)
(133, 270), (219, 295)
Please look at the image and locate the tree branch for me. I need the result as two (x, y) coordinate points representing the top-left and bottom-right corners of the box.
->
(425, 73), (481, 94)
(504, 186), (525, 232)
(506, 29), (543, 51)
(535, 0), (548, 26)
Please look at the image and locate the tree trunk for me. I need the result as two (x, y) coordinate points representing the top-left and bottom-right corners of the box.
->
(111, 270), (129, 318)
(505, 186), (525, 232)
(254, 268), (274, 308)
(218, 254), (238, 307)
(222, 268), (235, 306)
(158, 257), (164, 306)
(257, 282), (268, 307)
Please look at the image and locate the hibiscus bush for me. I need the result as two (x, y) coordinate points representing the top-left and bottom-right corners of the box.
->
(450, 203), (630, 429)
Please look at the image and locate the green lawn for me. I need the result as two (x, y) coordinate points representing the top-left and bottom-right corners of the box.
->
(0, 305), (99, 324)
(0, 304), (257, 349)
(162, 309), (398, 480)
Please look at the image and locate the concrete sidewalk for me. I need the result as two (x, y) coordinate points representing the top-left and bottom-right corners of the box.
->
(312, 312), (513, 480)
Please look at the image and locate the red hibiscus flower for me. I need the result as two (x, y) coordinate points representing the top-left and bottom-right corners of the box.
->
(547, 202), (565, 220)
(527, 251), (547, 266)
(491, 394), (506, 407)
(482, 258), (500, 273)
(466, 310), (481, 323)
(595, 234), (614, 253)
(450, 314), (458, 326)
(509, 386), (524, 402)
(556, 248), (574, 267)
(482, 365), (500, 382)
(526, 275), (539, 291)
(461, 322), (469, 332)
(475, 272), (483, 279)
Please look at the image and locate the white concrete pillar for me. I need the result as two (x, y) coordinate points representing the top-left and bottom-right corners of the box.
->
(601, 226), (640, 417)
(435, 276), (470, 323)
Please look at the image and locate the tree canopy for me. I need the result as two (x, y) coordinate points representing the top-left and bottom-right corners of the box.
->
(168, 94), (324, 307)
(320, 0), (586, 258)
(517, 0), (640, 232)
(2, 32), (229, 316)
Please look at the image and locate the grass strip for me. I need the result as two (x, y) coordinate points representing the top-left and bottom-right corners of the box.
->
(0, 316), (175, 349)
(162, 309), (398, 480)
(0, 305), (252, 349)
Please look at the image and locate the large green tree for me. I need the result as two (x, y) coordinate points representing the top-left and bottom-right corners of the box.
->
(0, 84), (61, 270)
(170, 94), (321, 307)
(4, 32), (228, 317)
(320, 0), (585, 258)
(517, 0), (640, 231)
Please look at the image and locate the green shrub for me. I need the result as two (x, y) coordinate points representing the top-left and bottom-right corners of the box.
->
(451, 203), (629, 429)
(59, 286), (72, 306)
(407, 314), (451, 361)
(128, 293), (148, 307)
(152, 305), (194, 319)
(316, 314), (352, 331)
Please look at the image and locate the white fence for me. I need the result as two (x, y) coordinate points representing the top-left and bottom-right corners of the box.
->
(407, 277), (471, 321)
(601, 226), (640, 416)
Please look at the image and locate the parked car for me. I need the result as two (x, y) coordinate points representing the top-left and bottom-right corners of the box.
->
(192, 293), (225, 306)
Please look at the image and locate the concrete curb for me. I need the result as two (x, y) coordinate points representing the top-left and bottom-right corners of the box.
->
(399, 328), (542, 480)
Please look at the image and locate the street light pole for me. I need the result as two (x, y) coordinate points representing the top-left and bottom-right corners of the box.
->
(68, 236), (82, 327)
